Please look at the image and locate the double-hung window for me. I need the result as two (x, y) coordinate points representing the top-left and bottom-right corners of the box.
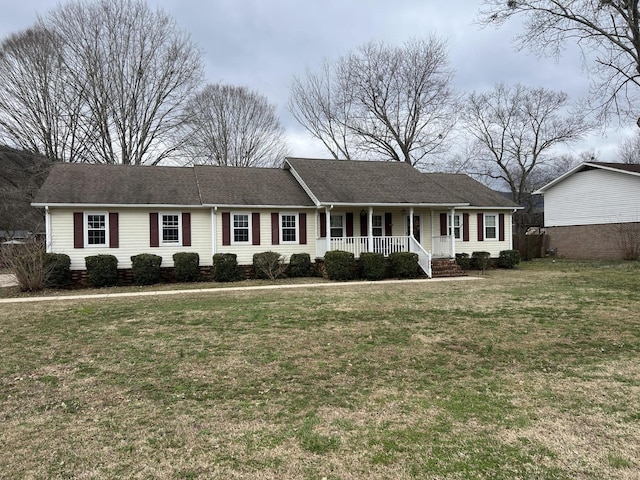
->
(449, 214), (461, 240)
(281, 213), (298, 243)
(372, 215), (383, 237)
(330, 214), (344, 238)
(484, 214), (497, 240)
(86, 213), (107, 246)
(161, 214), (180, 245)
(233, 213), (250, 243)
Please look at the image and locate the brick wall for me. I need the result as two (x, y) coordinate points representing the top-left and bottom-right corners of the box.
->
(546, 222), (640, 260)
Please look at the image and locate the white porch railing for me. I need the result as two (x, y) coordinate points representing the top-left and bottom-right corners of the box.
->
(431, 235), (454, 258)
(315, 235), (432, 277)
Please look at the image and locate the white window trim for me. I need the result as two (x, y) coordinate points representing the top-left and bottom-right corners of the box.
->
(449, 214), (462, 240)
(372, 214), (383, 237)
(280, 212), (299, 244)
(84, 211), (109, 248)
(231, 212), (252, 245)
(159, 212), (182, 246)
(330, 213), (345, 238)
(484, 213), (497, 240)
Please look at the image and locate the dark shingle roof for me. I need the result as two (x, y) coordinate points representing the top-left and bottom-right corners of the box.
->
(285, 158), (466, 205)
(33, 163), (201, 205)
(195, 166), (315, 206)
(589, 162), (640, 174)
(426, 173), (520, 208)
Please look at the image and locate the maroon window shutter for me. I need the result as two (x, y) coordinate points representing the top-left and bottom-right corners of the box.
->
(271, 212), (279, 245)
(299, 213), (307, 244)
(222, 212), (231, 246)
(384, 213), (392, 236)
(182, 212), (191, 247)
(150, 212), (159, 247)
(73, 212), (84, 248)
(499, 213), (505, 241)
(440, 213), (448, 236)
(360, 214), (368, 236)
(477, 213), (484, 242)
(109, 212), (119, 248)
(346, 212), (354, 237)
(252, 212), (261, 245)
(320, 212), (326, 238)
(463, 213), (470, 242)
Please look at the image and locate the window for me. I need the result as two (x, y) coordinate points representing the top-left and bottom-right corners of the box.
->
(449, 214), (461, 240)
(372, 215), (383, 237)
(281, 213), (298, 243)
(485, 214), (497, 240)
(233, 213), (250, 243)
(161, 214), (180, 245)
(86, 213), (107, 246)
(330, 214), (344, 238)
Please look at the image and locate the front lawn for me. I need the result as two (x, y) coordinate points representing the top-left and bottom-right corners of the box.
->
(1, 260), (639, 479)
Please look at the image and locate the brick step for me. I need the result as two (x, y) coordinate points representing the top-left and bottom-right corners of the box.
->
(431, 259), (466, 278)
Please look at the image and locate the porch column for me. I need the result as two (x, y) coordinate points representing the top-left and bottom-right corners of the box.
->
(211, 207), (217, 257)
(409, 207), (414, 238)
(450, 207), (456, 258)
(45, 206), (52, 253)
(325, 206), (332, 253)
(367, 207), (373, 252)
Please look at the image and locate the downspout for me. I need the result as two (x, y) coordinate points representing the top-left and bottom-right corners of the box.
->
(45, 206), (52, 253)
(211, 207), (217, 258)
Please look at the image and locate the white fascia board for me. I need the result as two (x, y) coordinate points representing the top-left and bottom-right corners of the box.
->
(202, 204), (316, 209)
(31, 203), (206, 209)
(461, 205), (524, 211)
(316, 202), (470, 208)
(283, 161), (321, 206)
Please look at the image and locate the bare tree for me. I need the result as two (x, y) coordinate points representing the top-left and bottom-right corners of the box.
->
(479, 0), (640, 124)
(0, 26), (89, 162)
(617, 132), (640, 163)
(462, 83), (593, 206)
(289, 37), (458, 168)
(182, 84), (288, 167)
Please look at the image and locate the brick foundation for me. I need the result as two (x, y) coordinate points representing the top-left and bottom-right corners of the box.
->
(546, 223), (640, 260)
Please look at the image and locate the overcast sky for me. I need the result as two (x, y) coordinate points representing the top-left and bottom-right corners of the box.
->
(0, 0), (634, 162)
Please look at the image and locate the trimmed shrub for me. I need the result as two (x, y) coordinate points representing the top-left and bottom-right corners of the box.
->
(359, 252), (386, 280)
(85, 254), (118, 287)
(253, 251), (287, 280)
(389, 251), (419, 279)
(455, 252), (471, 271)
(173, 252), (200, 282)
(212, 253), (239, 282)
(471, 251), (491, 272)
(131, 253), (162, 285)
(498, 249), (521, 269)
(289, 253), (311, 278)
(324, 250), (356, 281)
(43, 253), (71, 288)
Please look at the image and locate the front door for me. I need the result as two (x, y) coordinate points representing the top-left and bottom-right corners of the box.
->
(406, 215), (421, 243)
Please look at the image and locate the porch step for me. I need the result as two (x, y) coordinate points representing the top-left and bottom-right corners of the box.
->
(431, 259), (466, 278)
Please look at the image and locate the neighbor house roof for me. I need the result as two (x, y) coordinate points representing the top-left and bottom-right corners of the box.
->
(535, 161), (640, 194)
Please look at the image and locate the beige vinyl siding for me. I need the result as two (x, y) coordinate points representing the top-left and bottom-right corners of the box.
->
(456, 210), (513, 257)
(545, 169), (640, 227)
(216, 209), (316, 265)
(49, 207), (212, 270)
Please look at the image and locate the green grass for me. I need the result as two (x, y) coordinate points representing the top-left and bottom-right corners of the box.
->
(1, 259), (639, 479)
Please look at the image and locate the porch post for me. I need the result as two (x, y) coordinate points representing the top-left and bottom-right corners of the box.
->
(409, 207), (414, 238)
(450, 207), (456, 258)
(367, 207), (373, 252)
(325, 206), (332, 253)
(211, 207), (217, 257)
(45, 206), (52, 253)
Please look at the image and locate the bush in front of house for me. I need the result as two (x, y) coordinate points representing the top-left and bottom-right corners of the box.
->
(359, 252), (386, 280)
(455, 252), (471, 271)
(289, 253), (311, 278)
(43, 253), (71, 288)
(471, 251), (491, 272)
(212, 253), (239, 282)
(131, 253), (162, 285)
(85, 254), (118, 287)
(498, 249), (521, 269)
(253, 251), (287, 280)
(173, 252), (200, 282)
(389, 251), (419, 278)
(324, 250), (356, 281)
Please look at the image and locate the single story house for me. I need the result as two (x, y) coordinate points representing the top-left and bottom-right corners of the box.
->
(534, 161), (640, 260)
(32, 158), (519, 277)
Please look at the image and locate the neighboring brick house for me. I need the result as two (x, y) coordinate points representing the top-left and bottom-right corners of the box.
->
(534, 162), (640, 260)
(32, 157), (519, 277)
